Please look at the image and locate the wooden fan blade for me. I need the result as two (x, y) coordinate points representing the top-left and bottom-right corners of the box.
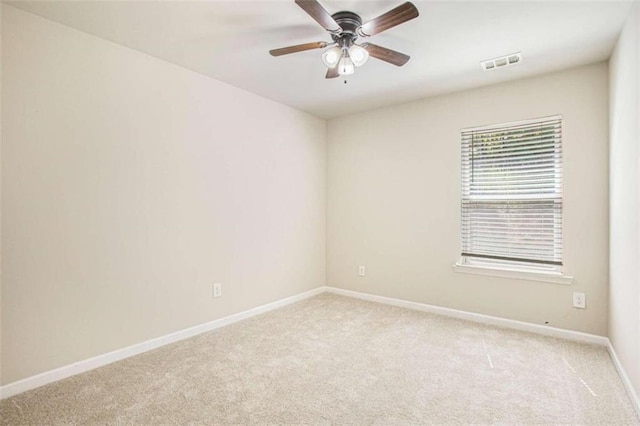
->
(362, 43), (410, 66)
(295, 0), (342, 33)
(269, 41), (328, 57)
(358, 2), (419, 37)
(326, 65), (339, 79)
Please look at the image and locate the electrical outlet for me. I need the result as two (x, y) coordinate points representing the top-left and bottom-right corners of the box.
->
(573, 292), (585, 309)
(213, 283), (222, 298)
(358, 265), (366, 277)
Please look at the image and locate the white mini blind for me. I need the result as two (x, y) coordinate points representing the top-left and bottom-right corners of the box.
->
(461, 116), (563, 266)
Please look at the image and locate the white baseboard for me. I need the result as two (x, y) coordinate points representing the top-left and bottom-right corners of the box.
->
(4, 284), (638, 419)
(325, 287), (608, 345)
(327, 286), (640, 416)
(0, 286), (326, 400)
(607, 341), (640, 418)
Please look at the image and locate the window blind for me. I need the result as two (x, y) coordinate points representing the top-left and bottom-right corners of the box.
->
(461, 116), (563, 266)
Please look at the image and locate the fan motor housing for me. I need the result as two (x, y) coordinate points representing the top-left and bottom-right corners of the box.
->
(331, 11), (362, 45)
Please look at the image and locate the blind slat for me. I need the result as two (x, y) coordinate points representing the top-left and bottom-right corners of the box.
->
(462, 118), (561, 135)
(461, 116), (563, 265)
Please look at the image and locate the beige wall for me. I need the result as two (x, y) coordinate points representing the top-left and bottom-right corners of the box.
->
(328, 63), (609, 336)
(609, 1), (640, 397)
(1, 5), (326, 385)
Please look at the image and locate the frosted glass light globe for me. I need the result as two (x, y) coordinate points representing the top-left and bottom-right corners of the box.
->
(338, 56), (355, 75)
(321, 46), (342, 68)
(348, 45), (369, 67)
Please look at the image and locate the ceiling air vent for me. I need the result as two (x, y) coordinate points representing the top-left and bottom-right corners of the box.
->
(481, 52), (522, 71)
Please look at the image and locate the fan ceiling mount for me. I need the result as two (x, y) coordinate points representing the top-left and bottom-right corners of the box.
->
(269, 0), (419, 79)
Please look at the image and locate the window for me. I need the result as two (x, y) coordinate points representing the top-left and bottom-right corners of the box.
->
(459, 115), (563, 275)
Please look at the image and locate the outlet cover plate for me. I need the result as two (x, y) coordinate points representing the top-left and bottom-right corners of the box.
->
(213, 283), (222, 298)
(573, 292), (585, 309)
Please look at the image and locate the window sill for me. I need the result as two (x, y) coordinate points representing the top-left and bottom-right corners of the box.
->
(452, 262), (574, 285)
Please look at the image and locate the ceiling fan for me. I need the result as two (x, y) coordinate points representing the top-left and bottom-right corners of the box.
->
(269, 0), (419, 79)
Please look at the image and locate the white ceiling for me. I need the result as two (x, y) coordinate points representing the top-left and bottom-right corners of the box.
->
(7, 0), (634, 118)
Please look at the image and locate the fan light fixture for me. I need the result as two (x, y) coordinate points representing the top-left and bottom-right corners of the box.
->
(321, 44), (368, 76)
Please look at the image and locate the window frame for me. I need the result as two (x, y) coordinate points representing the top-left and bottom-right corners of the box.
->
(454, 115), (573, 284)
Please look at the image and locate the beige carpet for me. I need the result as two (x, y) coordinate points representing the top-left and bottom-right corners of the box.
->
(1, 293), (638, 425)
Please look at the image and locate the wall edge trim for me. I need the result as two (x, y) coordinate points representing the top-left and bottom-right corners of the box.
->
(327, 286), (640, 416)
(0, 286), (327, 399)
(325, 286), (608, 344)
(607, 340), (640, 418)
(5, 284), (637, 419)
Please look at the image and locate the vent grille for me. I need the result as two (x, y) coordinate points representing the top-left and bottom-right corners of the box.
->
(481, 52), (522, 71)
